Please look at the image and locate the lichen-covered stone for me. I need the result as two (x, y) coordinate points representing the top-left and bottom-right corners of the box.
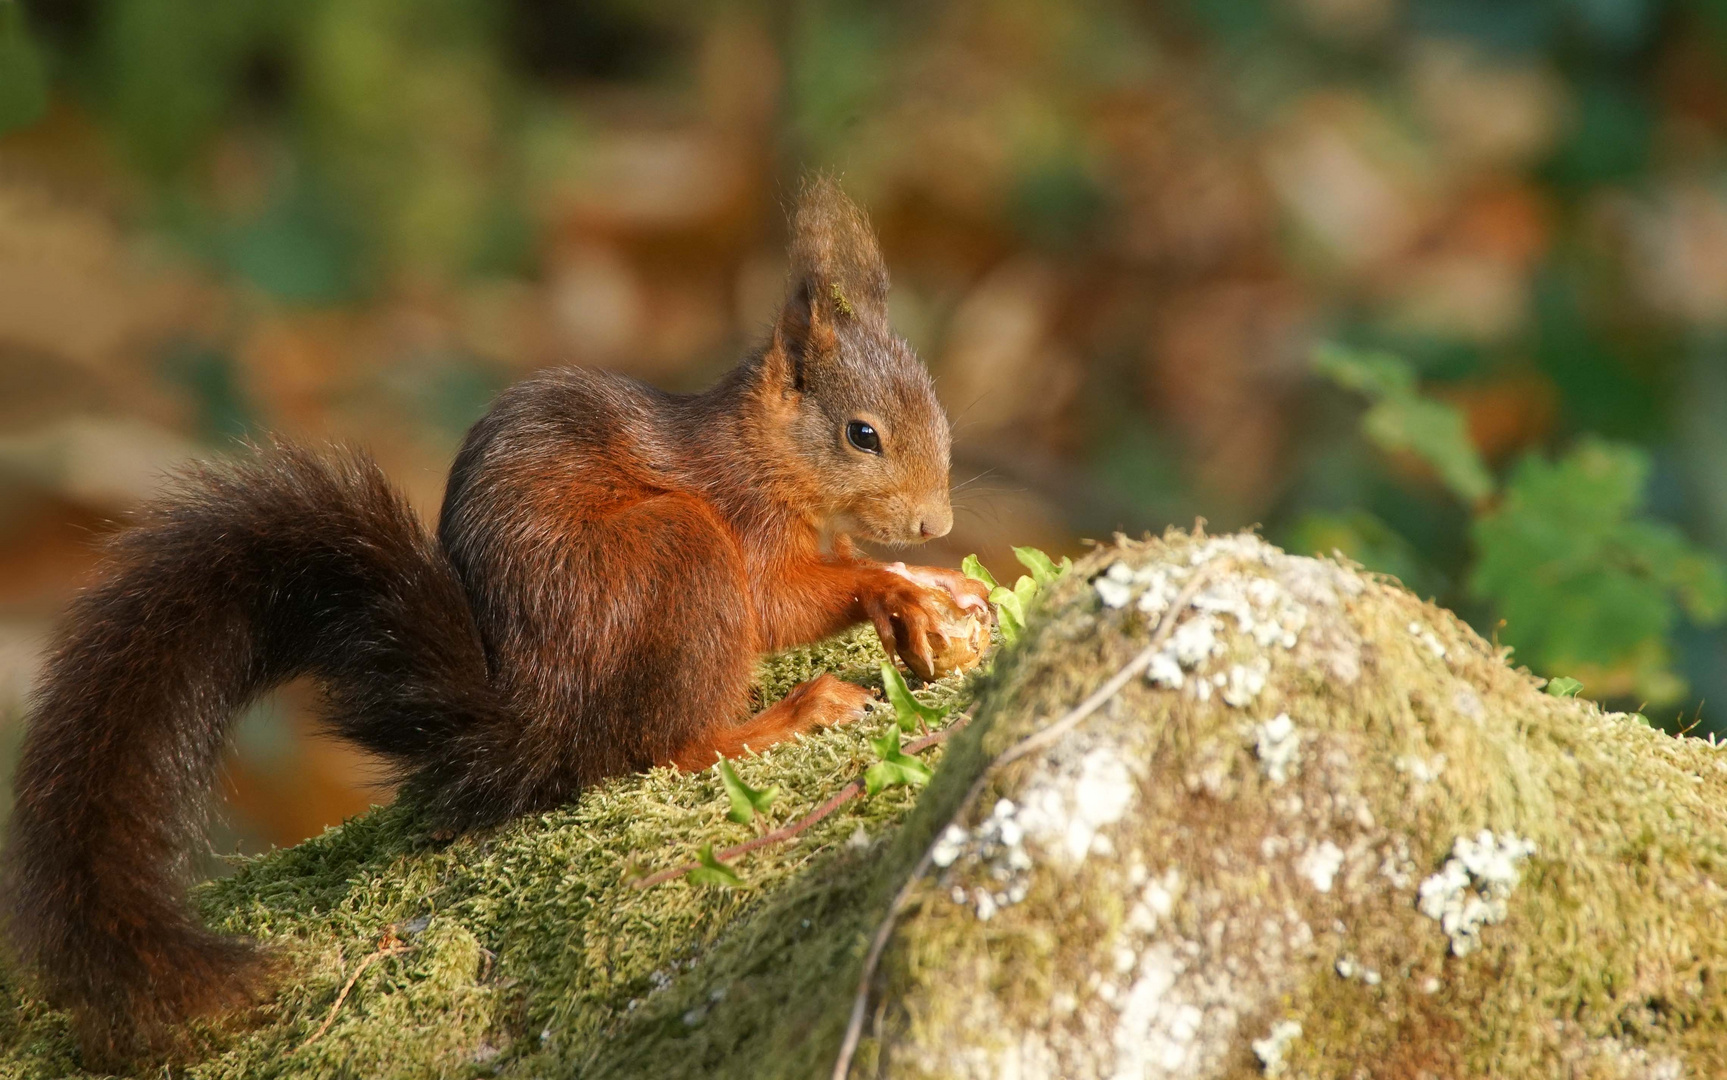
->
(876, 531), (1727, 1079)
(4, 530), (1726, 1079)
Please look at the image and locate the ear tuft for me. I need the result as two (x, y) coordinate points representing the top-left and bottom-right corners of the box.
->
(789, 174), (889, 323)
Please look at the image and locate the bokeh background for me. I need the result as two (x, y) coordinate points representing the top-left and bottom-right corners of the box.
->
(2, 0), (1726, 859)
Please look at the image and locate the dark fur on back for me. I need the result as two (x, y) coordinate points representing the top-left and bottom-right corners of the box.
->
(2, 444), (505, 1064)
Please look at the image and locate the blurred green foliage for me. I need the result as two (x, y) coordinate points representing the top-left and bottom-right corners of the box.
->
(6, 0), (1727, 732)
(0, 2), (49, 134)
(1472, 438), (1727, 704)
(14, 0), (520, 295)
(1317, 344), (1727, 706)
(1314, 345), (1496, 505)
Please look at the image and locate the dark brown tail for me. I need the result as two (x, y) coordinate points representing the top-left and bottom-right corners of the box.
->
(2, 443), (506, 1064)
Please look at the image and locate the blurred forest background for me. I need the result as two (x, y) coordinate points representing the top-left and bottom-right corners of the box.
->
(2, 0), (1727, 858)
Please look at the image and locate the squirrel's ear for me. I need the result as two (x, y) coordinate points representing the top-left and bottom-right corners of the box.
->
(788, 174), (890, 328)
(764, 276), (834, 394)
(761, 175), (890, 393)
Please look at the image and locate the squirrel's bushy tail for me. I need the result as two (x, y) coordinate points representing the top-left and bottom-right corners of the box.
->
(2, 443), (502, 1063)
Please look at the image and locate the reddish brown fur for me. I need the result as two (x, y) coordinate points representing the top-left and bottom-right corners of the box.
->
(2, 175), (987, 1067)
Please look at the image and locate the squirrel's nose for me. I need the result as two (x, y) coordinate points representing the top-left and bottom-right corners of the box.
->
(916, 504), (953, 540)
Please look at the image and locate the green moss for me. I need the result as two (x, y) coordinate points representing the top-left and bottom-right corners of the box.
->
(7, 531), (1727, 1078)
(0, 623), (978, 1080)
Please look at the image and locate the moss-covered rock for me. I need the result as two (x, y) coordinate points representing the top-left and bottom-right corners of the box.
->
(5, 530), (1727, 1078)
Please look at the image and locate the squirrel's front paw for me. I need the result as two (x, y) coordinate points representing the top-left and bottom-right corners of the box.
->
(884, 563), (993, 619)
(864, 569), (993, 682)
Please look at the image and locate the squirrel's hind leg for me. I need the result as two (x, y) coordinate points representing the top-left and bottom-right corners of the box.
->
(665, 673), (872, 771)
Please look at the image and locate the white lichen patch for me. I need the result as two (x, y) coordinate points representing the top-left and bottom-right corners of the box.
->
(1394, 754), (1447, 785)
(1297, 840), (1345, 893)
(1092, 542), (1322, 712)
(935, 801), (1036, 920)
(1251, 1019), (1302, 1077)
(1126, 869), (1182, 934)
(1417, 830), (1537, 956)
(1135, 567), (1185, 618)
(1377, 835), (1418, 891)
(1019, 747), (1137, 862)
(931, 823), (970, 869)
(1188, 533), (1280, 568)
(1334, 956), (1380, 985)
(1111, 943), (1210, 1076)
(1170, 614), (1221, 668)
(1407, 620), (1448, 659)
(1575, 1036), (1685, 1080)
(1222, 659), (1270, 707)
(1147, 651), (1185, 689)
(1097, 562), (1137, 609)
(936, 746), (1139, 921)
(1253, 713), (1302, 784)
(1092, 900), (1311, 1080)
(1191, 574), (1307, 652)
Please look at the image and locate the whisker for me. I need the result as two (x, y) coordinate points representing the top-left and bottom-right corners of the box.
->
(950, 492), (1013, 512)
(954, 503), (1006, 526)
(950, 481), (1014, 501)
(949, 468), (998, 494)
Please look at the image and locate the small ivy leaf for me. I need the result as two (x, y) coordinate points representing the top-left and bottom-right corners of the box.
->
(1545, 676), (1584, 698)
(865, 757), (933, 795)
(716, 759), (777, 824)
(688, 843), (743, 888)
(1628, 712), (1652, 727)
(990, 585), (1026, 644)
(880, 662), (948, 732)
(1013, 546), (1063, 587)
(864, 760), (904, 796)
(896, 755), (932, 786)
(865, 727), (933, 794)
(1013, 574), (1040, 611)
(961, 554), (999, 591)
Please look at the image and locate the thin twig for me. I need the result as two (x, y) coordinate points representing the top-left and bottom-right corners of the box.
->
(630, 712), (973, 890)
(300, 932), (413, 1049)
(831, 564), (1218, 1079)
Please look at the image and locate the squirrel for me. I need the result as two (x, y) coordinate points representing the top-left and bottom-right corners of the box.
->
(2, 176), (991, 1066)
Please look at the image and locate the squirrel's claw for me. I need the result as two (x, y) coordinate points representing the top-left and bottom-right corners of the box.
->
(866, 606), (902, 669)
(897, 605), (940, 681)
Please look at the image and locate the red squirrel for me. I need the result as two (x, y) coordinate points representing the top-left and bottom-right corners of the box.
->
(2, 176), (990, 1064)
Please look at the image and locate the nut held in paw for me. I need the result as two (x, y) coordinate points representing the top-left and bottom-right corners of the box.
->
(884, 566), (994, 681)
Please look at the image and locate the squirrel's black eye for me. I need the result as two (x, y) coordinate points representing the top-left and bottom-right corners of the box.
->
(846, 420), (882, 455)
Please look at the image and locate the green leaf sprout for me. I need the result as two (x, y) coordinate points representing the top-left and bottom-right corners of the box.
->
(688, 843), (743, 888)
(864, 726), (933, 795)
(716, 759), (777, 825)
(961, 553), (999, 591)
(880, 661), (948, 733)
